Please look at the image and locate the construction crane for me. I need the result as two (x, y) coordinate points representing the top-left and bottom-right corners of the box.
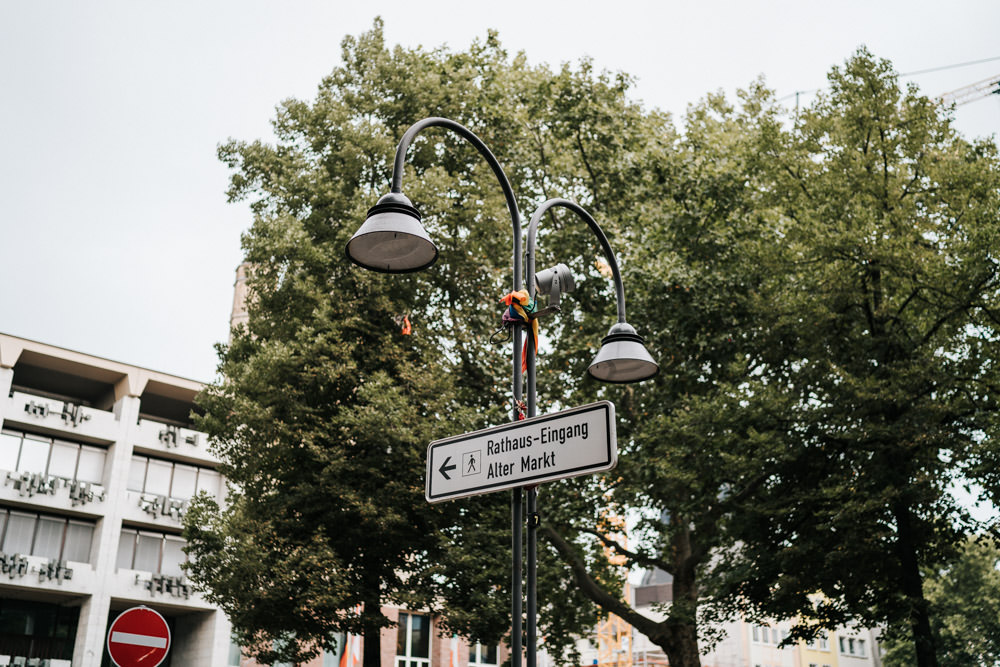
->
(938, 73), (1000, 107)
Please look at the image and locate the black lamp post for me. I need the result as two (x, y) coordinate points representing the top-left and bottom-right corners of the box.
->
(346, 117), (657, 667)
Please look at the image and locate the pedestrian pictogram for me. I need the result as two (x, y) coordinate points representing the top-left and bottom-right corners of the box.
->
(463, 450), (482, 476)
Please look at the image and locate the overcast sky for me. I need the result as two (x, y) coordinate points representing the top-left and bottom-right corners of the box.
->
(2, 0), (999, 382)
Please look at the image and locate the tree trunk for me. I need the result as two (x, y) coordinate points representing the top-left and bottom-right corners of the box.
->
(892, 501), (939, 667)
(363, 622), (383, 667)
(663, 622), (701, 667)
(362, 580), (384, 667)
(541, 524), (702, 667)
(662, 523), (702, 667)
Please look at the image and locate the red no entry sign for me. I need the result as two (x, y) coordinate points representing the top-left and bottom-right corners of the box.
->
(107, 606), (171, 667)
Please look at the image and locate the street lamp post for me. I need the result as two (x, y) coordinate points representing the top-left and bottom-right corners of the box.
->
(346, 117), (657, 667)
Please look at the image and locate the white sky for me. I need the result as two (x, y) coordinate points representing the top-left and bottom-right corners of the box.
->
(2, 0), (999, 383)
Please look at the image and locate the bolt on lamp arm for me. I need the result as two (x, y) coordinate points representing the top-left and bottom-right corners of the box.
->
(390, 117), (523, 292)
(526, 198), (626, 323)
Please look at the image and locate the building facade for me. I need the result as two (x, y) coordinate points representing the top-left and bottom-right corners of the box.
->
(0, 332), (232, 666)
(574, 569), (885, 667)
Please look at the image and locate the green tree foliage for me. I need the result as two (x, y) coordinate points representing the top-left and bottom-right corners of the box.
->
(540, 49), (1000, 667)
(185, 23), (1000, 667)
(184, 20), (663, 667)
(720, 49), (1000, 667)
(883, 535), (1000, 667)
(540, 82), (795, 667)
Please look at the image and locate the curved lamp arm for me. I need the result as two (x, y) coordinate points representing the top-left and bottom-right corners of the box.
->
(391, 117), (523, 292)
(526, 198), (627, 323)
(389, 118), (530, 667)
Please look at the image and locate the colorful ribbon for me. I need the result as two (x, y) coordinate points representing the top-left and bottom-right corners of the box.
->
(501, 290), (538, 373)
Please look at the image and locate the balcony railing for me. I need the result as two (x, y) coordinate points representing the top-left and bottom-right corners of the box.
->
(8, 390), (118, 442)
(133, 418), (216, 464)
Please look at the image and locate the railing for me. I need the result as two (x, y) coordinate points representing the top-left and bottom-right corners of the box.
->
(0, 553), (74, 584)
(133, 418), (216, 463)
(3, 472), (106, 507)
(9, 390), (117, 441)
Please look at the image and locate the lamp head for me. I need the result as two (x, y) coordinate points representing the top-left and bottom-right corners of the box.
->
(345, 192), (438, 273)
(534, 263), (576, 297)
(588, 322), (659, 383)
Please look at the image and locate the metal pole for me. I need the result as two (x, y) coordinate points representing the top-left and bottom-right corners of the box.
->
(389, 118), (543, 667)
(512, 322), (525, 667)
(526, 487), (537, 667)
(512, 487), (522, 667)
(526, 318), (538, 667)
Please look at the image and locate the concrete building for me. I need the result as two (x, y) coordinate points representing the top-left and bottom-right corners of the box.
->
(0, 332), (232, 666)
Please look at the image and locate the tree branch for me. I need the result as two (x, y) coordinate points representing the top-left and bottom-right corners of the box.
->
(541, 524), (671, 646)
(572, 525), (675, 574)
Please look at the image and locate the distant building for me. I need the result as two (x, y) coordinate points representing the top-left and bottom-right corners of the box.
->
(230, 262), (251, 339)
(0, 332), (232, 666)
(235, 614), (504, 667)
(578, 569), (884, 667)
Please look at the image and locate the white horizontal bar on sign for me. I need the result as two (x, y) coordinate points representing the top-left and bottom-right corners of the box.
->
(110, 632), (168, 648)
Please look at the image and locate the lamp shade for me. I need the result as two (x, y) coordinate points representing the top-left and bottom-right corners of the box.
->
(345, 192), (438, 273)
(588, 322), (659, 383)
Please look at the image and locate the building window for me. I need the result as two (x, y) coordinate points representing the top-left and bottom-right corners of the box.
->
(837, 636), (866, 656)
(396, 613), (431, 667)
(116, 528), (186, 575)
(0, 429), (106, 484)
(0, 507), (94, 563)
(470, 643), (497, 667)
(818, 633), (829, 650)
(320, 632), (347, 667)
(0, 599), (79, 662)
(127, 454), (221, 501)
(227, 637), (242, 666)
(753, 625), (782, 646)
(321, 633), (345, 667)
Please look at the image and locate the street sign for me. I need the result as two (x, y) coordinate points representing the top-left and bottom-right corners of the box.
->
(426, 401), (617, 503)
(107, 606), (171, 667)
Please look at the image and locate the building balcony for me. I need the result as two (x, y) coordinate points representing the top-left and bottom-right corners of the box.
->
(0, 553), (97, 597)
(4, 391), (118, 444)
(0, 471), (107, 517)
(120, 489), (191, 529)
(132, 418), (217, 466)
(111, 568), (214, 611)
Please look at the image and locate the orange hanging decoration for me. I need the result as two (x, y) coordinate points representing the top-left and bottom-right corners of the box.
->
(401, 315), (412, 335)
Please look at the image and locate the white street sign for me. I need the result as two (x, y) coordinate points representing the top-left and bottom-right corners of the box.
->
(426, 401), (617, 503)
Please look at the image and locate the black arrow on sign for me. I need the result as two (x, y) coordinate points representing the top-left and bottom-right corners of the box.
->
(439, 456), (457, 480)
